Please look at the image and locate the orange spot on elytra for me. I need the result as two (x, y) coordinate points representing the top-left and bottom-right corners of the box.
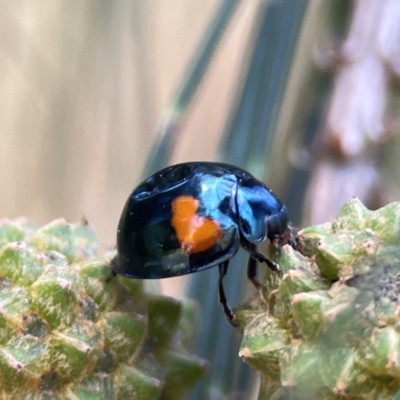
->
(171, 196), (222, 253)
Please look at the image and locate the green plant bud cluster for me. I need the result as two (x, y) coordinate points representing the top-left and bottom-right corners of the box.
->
(0, 218), (207, 399)
(236, 199), (400, 400)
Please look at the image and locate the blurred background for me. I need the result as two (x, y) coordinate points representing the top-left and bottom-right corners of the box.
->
(2, 0), (400, 398)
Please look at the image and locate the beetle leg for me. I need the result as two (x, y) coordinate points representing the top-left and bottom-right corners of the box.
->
(218, 261), (237, 324)
(288, 237), (296, 249)
(106, 257), (118, 283)
(270, 236), (282, 252)
(241, 238), (279, 273)
(250, 248), (279, 273)
(247, 256), (261, 289)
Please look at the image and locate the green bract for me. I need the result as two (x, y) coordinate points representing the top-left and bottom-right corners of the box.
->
(0, 218), (207, 399)
(236, 199), (400, 400)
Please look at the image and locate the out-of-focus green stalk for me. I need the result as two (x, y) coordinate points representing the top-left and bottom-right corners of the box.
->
(143, 0), (241, 178)
(220, 0), (308, 179)
(188, 2), (308, 399)
(266, 0), (329, 225)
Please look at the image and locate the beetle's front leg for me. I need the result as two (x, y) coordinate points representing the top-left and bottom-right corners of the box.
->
(240, 238), (280, 273)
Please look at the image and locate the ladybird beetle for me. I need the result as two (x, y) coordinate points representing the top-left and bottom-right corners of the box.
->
(112, 162), (290, 324)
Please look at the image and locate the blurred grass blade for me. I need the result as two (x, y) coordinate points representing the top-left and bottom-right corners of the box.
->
(143, 0), (240, 177)
(221, 0), (309, 179)
(188, 1), (309, 399)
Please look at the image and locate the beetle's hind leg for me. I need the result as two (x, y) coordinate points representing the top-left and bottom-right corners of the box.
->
(218, 260), (237, 325)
